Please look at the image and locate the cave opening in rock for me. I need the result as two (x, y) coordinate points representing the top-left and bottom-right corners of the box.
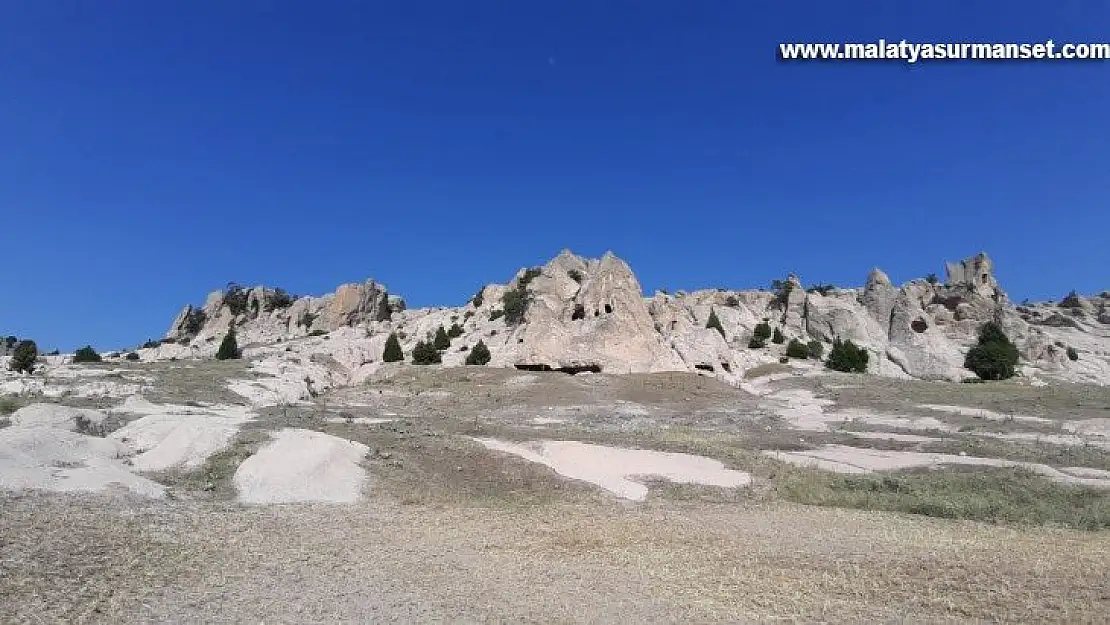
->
(694, 363), (715, 372)
(513, 363), (601, 375)
(572, 304), (585, 321)
(604, 304), (613, 314)
(720, 362), (731, 372)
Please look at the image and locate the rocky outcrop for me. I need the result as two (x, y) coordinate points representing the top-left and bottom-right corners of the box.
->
(155, 250), (1110, 386)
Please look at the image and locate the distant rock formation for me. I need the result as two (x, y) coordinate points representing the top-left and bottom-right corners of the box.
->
(155, 250), (1110, 386)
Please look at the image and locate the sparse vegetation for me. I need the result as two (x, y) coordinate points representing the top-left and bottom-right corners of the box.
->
(447, 323), (463, 339)
(269, 288), (295, 309)
(125, 352), (140, 361)
(141, 339), (161, 349)
(73, 345), (102, 363)
(776, 466), (1110, 530)
(705, 308), (725, 338)
(926, 273), (939, 285)
(518, 267), (542, 289)
(215, 328), (240, 360)
(826, 338), (869, 373)
(298, 311), (317, 329)
(1067, 346), (1079, 361)
(433, 326), (451, 351)
(724, 294), (739, 307)
(465, 339), (491, 365)
(806, 340), (824, 360)
(964, 321), (1019, 381)
(567, 269), (583, 283)
(489, 309), (505, 322)
(471, 287), (485, 308)
(771, 278), (795, 308)
(9, 340), (37, 374)
(382, 333), (404, 363)
(411, 340), (441, 365)
(785, 339), (809, 359)
(183, 308), (207, 335)
(223, 283), (250, 316)
(771, 328), (785, 344)
(748, 337), (767, 349)
(753, 322), (772, 342)
(309, 329), (328, 337)
(502, 288), (528, 325)
(806, 283), (835, 296)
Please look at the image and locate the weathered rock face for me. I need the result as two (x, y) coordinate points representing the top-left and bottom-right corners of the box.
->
(155, 250), (1110, 386)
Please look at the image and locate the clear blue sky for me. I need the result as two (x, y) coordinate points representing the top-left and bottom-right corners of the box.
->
(2, 2), (1108, 351)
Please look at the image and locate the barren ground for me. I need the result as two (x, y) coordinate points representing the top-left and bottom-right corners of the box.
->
(3, 362), (1110, 622)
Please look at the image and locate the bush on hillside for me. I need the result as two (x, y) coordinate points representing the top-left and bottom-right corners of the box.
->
(753, 322), (772, 341)
(706, 308), (725, 338)
(1067, 346), (1079, 361)
(785, 339), (809, 359)
(382, 333), (404, 363)
(465, 340), (491, 365)
(9, 340), (37, 374)
(748, 337), (766, 349)
(447, 323), (463, 339)
(964, 321), (1019, 381)
(806, 340), (824, 360)
(125, 352), (140, 361)
(215, 328), (240, 360)
(772, 328), (785, 344)
(568, 269), (583, 284)
(471, 287), (485, 308)
(73, 345), (102, 363)
(502, 288), (528, 325)
(826, 338), (869, 373)
(412, 340), (441, 365)
(433, 326), (451, 351)
(518, 267), (542, 289)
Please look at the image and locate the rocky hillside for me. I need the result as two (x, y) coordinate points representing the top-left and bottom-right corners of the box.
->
(149, 250), (1110, 392)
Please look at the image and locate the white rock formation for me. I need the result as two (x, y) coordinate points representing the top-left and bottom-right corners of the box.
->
(144, 249), (1110, 392)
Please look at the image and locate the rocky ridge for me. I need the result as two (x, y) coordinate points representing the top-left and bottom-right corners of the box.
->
(142, 250), (1110, 399)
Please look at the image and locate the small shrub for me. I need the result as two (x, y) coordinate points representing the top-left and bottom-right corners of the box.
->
(141, 339), (161, 349)
(382, 333), (404, 363)
(447, 323), (463, 339)
(753, 322), (772, 341)
(502, 288), (528, 325)
(1067, 346), (1079, 361)
(182, 308), (207, 335)
(771, 278), (795, 308)
(9, 340), (37, 374)
(471, 287), (485, 308)
(806, 284), (835, 296)
(518, 267), (542, 289)
(926, 273), (939, 285)
(73, 345), (102, 363)
(223, 283), (249, 316)
(568, 269), (583, 283)
(772, 328), (785, 344)
(433, 326), (451, 351)
(826, 338), (869, 373)
(724, 294), (739, 307)
(489, 309), (505, 321)
(964, 321), (1018, 381)
(748, 337), (767, 349)
(465, 340), (492, 365)
(706, 308), (725, 338)
(269, 288), (295, 309)
(309, 329), (328, 337)
(298, 311), (317, 329)
(806, 340), (824, 359)
(4, 336), (16, 349)
(785, 339), (809, 359)
(215, 328), (240, 360)
(411, 340), (441, 365)
(125, 352), (140, 361)
(779, 356), (789, 364)
(463, 311), (474, 321)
